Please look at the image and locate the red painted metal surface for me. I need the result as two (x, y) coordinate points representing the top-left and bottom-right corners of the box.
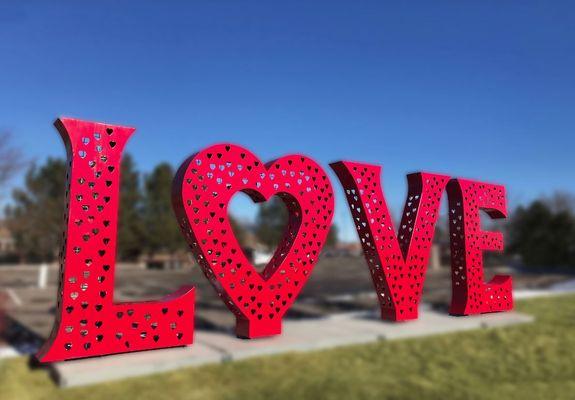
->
(331, 161), (449, 321)
(173, 144), (334, 338)
(446, 179), (513, 315)
(37, 118), (195, 363)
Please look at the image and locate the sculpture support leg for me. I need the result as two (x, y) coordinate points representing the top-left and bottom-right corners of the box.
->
(236, 317), (282, 339)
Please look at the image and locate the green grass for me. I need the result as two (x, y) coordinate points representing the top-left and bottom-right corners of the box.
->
(2, 295), (575, 400)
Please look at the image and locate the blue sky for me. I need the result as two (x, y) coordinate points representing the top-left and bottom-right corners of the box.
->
(0, 1), (573, 241)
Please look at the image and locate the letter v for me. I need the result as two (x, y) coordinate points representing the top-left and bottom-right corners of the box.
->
(330, 161), (449, 321)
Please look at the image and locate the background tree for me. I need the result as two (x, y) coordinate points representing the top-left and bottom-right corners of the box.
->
(255, 197), (288, 250)
(7, 154), (147, 262)
(507, 198), (575, 268)
(141, 163), (186, 256)
(325, 224), (339, 248)
(229, 215), (249, 249)
(255, 196), (338, 250)
(543, 191), (575, 214)
(6, 158), (66, 262)
(0, 132), (25, 197)
(117, 154), (145, 261)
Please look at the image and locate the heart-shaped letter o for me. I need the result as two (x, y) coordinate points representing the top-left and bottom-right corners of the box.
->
(173, 144), (334, 338)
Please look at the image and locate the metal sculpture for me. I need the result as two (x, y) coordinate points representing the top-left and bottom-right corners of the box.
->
(446, 179), (513, 315)
(331, 161), (449, 321)
(35, 116), (513, 363)
(173, 144), (334, 338)
(37, 118), (195, 363)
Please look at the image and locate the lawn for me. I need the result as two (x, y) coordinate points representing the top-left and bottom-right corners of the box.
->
(1, 294), (575, 400)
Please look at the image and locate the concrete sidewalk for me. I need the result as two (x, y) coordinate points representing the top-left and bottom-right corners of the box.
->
(51, 308), (533, 388)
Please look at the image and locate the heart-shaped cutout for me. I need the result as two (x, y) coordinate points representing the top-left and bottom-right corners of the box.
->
(173, 144), (334, 338)
(229, 194), (289, 275)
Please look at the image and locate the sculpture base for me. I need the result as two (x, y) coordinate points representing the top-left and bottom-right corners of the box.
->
(381, 307), (418, 322)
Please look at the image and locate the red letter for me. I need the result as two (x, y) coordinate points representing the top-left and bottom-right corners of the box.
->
(173, 144), (334, 338)
(37, 118), (195, 362)
(446, 179), (513, 315)
(331, 161), (449, 321)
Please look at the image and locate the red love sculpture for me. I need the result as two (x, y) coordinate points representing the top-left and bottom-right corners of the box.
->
(173, 144), (334, 338)
(37, 118), (195, 363)
(331, 161), (449, 321)
(447, 179), (513, 315)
